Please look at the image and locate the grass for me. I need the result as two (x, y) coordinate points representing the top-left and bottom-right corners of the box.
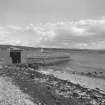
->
(0, 66), (83, 105)
(0, 65), (105, 105)
(0, 76), (35, 105)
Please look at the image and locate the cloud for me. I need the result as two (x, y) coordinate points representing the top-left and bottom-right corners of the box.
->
(1, 16), (105, 49)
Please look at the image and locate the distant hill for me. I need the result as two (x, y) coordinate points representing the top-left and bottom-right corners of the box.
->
(0, 44), (105, 53)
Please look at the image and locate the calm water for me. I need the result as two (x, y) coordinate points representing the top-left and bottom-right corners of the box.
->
(52, 71), (105, 91)
(40, 69), (105, 91)
(40, 50), (105, 91)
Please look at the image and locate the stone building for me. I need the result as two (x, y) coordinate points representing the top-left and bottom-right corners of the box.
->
(0, 46), (41, 65)
(0, 45), (70, 66)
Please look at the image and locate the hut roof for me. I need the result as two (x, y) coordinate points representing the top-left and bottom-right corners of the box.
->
(9, 47), (23, 51)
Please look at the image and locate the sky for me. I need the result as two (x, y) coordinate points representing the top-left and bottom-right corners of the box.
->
(0, 0), (105, 49)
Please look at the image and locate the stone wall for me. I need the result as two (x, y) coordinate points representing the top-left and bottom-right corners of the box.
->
(0, 48), (12, 65)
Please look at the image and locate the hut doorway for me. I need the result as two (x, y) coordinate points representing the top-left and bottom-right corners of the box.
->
(10, 51), (21, 64)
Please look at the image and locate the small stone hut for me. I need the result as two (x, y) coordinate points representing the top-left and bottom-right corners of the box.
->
(0, 45), (70, 66)
(0, 45), (42, 65)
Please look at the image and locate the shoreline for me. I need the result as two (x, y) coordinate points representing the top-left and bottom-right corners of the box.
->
(38, 68), (105, 91)
(1, 65), (105, 105)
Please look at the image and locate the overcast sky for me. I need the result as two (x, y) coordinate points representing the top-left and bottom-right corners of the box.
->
(0, 0), (105, 49)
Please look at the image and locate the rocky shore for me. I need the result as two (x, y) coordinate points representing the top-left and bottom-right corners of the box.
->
(0, 65), (105, 105)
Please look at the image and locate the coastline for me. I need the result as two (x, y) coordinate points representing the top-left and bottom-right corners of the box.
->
(39, 68), (105, 91)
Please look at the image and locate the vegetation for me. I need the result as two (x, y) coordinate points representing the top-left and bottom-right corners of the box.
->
(0, 65), (105, 105)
